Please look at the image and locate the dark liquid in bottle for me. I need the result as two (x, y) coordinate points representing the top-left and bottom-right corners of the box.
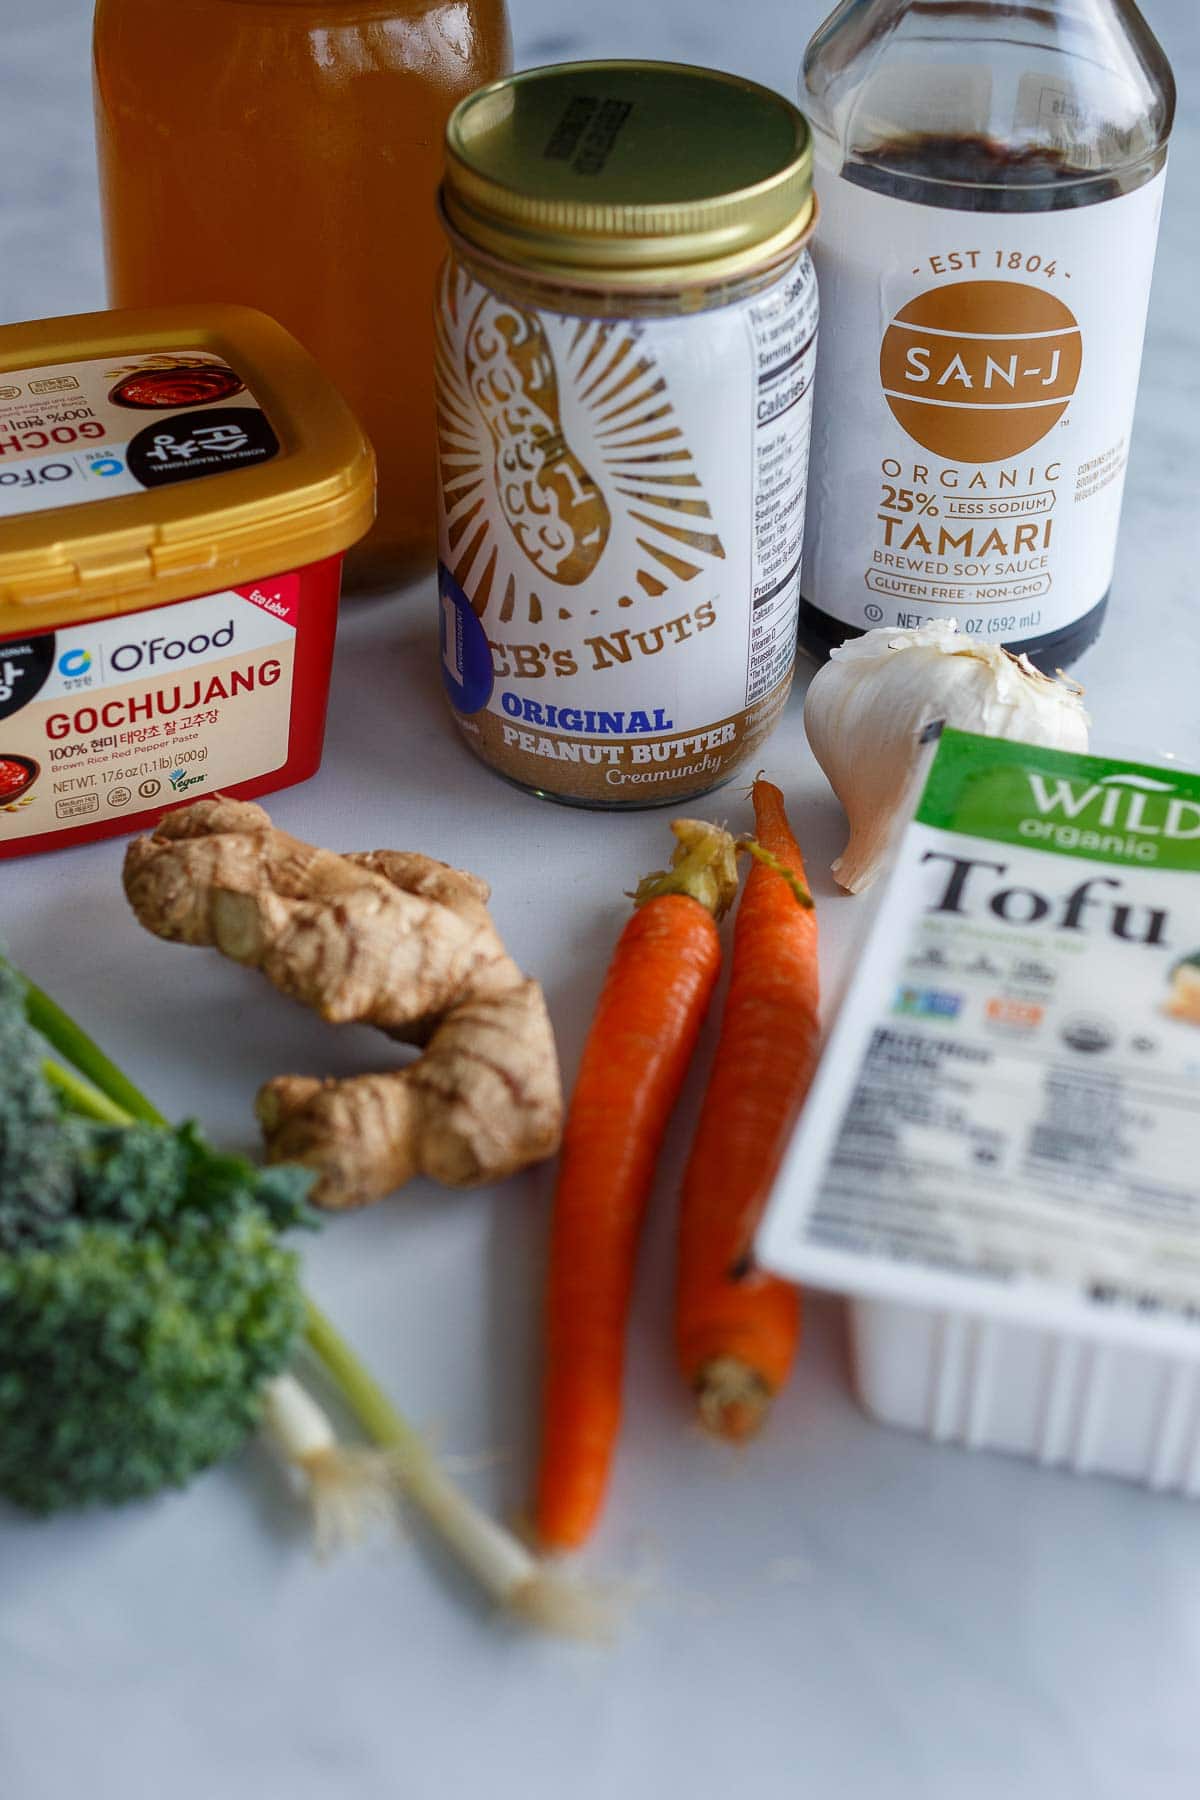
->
(799, 135), (1147, 672)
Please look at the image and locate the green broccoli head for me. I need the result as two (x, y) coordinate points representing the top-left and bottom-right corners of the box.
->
(0, 960), (80, 1251)
(0, 1207), (306, 1512)
(0, 965), (316, 1515)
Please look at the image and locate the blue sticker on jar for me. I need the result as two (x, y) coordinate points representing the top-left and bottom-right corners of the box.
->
(438, 562), (494, 716)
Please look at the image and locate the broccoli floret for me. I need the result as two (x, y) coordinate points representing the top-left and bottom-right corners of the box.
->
(0, 1213), (305, 1512)
(0, 961), (79, 1250)
(71, 1119), (312, 1241)
(0, 961), (316, 1515)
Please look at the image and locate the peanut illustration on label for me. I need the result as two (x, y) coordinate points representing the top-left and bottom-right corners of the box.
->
(436, 263), (725, 629)
(464, 294), (612, 584)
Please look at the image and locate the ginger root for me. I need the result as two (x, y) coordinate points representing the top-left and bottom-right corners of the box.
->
(123, 798), (563, 1209)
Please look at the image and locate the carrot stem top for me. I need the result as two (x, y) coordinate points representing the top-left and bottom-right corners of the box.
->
(632, 820), (741, 922)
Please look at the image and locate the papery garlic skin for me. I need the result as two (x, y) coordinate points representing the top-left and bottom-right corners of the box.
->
(804, 620), (1091, 893)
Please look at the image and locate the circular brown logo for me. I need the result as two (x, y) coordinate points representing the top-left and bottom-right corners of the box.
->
(880, 281), (1081, 462)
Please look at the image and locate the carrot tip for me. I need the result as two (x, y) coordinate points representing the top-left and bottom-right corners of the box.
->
(694, 1357), (775, 1443)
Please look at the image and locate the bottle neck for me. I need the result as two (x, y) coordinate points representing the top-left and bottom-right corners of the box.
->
(805, 0), (1174, 198)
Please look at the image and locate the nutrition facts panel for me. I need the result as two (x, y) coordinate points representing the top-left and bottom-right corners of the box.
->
(811, 1006), (1200, 1322)
(745, 253), (819, 706)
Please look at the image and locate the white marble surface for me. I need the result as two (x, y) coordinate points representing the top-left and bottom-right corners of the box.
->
(2, 3), (1200, 1797)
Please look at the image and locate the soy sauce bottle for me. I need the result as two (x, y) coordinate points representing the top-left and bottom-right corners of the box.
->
(799, 0), (1175, 670)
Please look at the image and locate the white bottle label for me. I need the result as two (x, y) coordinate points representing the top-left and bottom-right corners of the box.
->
(802, 168), (1166, 650)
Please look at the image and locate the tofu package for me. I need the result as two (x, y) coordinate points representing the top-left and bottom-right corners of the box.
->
(760, 727), (1200, 1359)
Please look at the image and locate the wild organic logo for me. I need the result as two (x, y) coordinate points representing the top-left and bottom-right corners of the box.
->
(436, 265), (726, 625)
(1011, 767), (1200, 868)
(1024, 771), (1200, 841)
(917, 735), (1200, 874)
(880, 281), (1082, 463)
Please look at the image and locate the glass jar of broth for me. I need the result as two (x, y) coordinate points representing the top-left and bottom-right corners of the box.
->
(94, 0), (511, 591)
(798, 0), (1175, 671)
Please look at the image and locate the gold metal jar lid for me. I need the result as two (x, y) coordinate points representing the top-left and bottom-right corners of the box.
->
(442, 60), (815, 289)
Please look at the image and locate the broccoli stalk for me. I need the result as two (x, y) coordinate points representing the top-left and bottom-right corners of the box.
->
(5, 967), (602, 1637)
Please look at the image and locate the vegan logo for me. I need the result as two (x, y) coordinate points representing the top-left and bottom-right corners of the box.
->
(436, 265), (727, 626)
(168, 767), (205, 794)
(880, 281), (1082, 462)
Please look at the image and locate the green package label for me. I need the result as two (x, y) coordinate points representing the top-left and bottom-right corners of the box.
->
(916, 730), (1200, 873)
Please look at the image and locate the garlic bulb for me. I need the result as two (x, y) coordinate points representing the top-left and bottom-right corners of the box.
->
(804, 620), (1090, 893)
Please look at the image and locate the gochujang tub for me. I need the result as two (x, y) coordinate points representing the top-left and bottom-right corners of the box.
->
(0, 304), (374, 860)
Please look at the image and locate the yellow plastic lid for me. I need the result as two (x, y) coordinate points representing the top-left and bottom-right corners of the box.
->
(0, 304), (376, 637)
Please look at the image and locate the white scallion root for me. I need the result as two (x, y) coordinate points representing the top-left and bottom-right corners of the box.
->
(300, 1445), (401, 1559)
(261, 1374), (400, 1558)
(398, 1454), (614, 1640)
(263, 1374), (614, 1634)
(506, 1572), (617, 1643)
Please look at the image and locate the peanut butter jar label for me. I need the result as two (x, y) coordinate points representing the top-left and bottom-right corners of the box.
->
(0, 583), (297, 842)
(803, 171), (1166, 647)
(435, 253), (819, 803)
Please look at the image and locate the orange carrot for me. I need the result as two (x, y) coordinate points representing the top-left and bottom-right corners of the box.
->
(536, 821), (740, 1552)
(674, 778), (819, 1441)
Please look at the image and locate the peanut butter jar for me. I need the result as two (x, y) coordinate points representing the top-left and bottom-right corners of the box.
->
(435, 60), (818, 808)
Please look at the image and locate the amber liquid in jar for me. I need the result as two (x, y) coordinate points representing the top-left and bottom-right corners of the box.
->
(94, 0), (511, 590)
